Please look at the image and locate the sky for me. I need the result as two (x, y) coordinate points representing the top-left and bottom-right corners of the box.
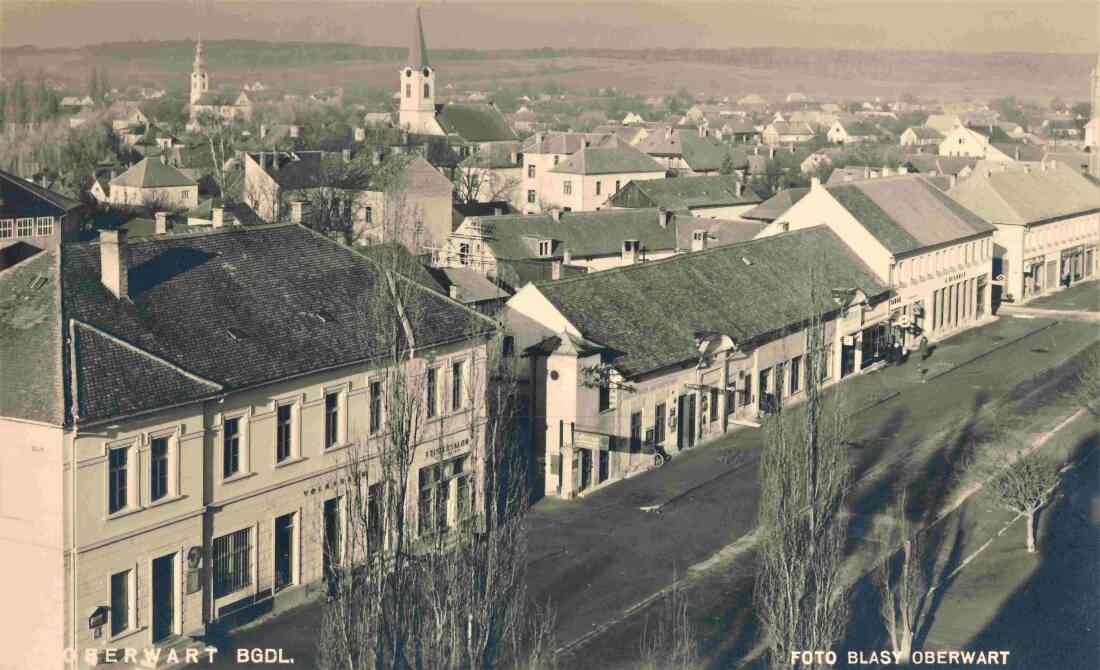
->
(1, 0), (1098, 54)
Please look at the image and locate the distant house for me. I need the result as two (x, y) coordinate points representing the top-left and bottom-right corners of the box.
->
(544, 138), (666, 211)
(761, 122), (815, 145)
(609, 174), (761, 219)
(924, 114), (964, 135)
(737, 93), (767, 106)
(800, 151), (833, 174)
(899, 126), (944, 148)
(108, 158), (199, 210)
(61, 95), (94, 110)
(723, 120), (762, 144)
(939, 126), (1015, 161)
(902, 155), (978, 181)
(622, 112), (646, 125)
(636, 127), (745, 176)
(827, 120), (881, 145)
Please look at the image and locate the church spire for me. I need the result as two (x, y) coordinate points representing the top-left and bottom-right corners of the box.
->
(408, 6), (429, 69)
(194, 35), (204, 70)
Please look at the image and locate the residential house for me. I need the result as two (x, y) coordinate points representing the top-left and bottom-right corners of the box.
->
(946, 161), (1100, 303)
(0, 169), (83, 269)
(826, 166), (910, 185)
(457, 144), (524, 211)
(723, 120), (761, 144)
(902, 155), (978, 181)
(761, 122), (815, 145)
(899, 126), (944, 148)
(938, 126), (1015, 161)
(500, 226), (890, 498)
(827, 119), (881, 144)
(761, 175), (997, 347)
(739, 187), (810, 223)
(924, 114), (963, 135)
(544, 138), (666, 212)
(520, 132), (611, 213)
(0, 224), (495, 668)
(108, 158), (200, 211)
(636, 127), (744, 176)
(608, 175), (762, 220)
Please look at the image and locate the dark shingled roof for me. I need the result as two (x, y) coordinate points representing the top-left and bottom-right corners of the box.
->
(0, 249), (65, 424)
(741, 187), (809, 222)
(609, 175), (760, 211)
(110, 157), (197, 189)
(0, 168), (82, 218)
(550, 140), (664, 176)
(56, 225), (495, 423)
(478, 208), (680, 260)
(436, 103), (517, 142)
(827, 176), (994, 255)
(535, 226), (889, 378)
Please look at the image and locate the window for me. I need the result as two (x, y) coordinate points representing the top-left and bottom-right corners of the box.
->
(563, 180), (572, 196)
(553, 155), (560, 166)
(325, 392), (340, 448)
(34, 216), (54, 236)
(820, 348), (832, 382)
(367, 483), (384, 551)
(740, 373), (753, 406)
(108, 447), (128, 514)
(459, 242), (470, 265)
(502, 335), (514, 358)
(150, 437), (169, 502)
(452, 361), (464, 410)
(223, 418), (241, 479)
(426, 368), (438, 418)
(405, 84), (411, 98)
(424, 83), (430, 98)
(418, 456), (467, 536)
(595, 181), (602, 196)
(758, 368), (770, 408)
(527, 190), (536, 204)
(654, 402), (666, 444)
(615, 180), (621, 192)
(790, 356), (802, 394)
(276, 404), (293, 463)
(528, 165), (536, 178)
(110, 570), (130, 636)
(538, 240), (552, 257)
(364, 206), (373, 224)
(213, 528), (252, 598)
(0, 219), (12, 239)
(598, 383), (610, 413)
(370, 381), (382, 434)
(16, 218), (34, 237)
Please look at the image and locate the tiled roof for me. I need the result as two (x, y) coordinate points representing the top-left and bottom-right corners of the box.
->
(535, 226), (889, 378)
(56, 225), (495, 423)
(609, 175), (760, 211)
(495, 258), (586, 292)
(768, 122), (815, 136)
(905, 126), (944, 140)
(192, 91), (246, 107)
(741, 187), (809, 222)
(827, 176), (994, 254)
(550, 140), (664, 176)
(452, 201), (516, 231)
(250, 151), (333, 190)
(110, 158), (197, 189)
(435, 268), (509, 303)
(636, 129), (742, 172)
(436, 103), (517, 142)
(522, 132), (609, 155)
(902, 155), (978, 176)
(0, 168), (82, 217)
(675, 218), (768, 250)
(946, 162), (1100, 226)
(479, 208), (680, 260)
(0, 249), (65, 424)
(397, 156), (454, 197)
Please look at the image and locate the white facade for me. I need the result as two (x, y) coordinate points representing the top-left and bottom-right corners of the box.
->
(108, 184), (198, 211)
(938, 127), (1012, 161)
(542, 170), (665, 212)
(994, 212), (1100, 303)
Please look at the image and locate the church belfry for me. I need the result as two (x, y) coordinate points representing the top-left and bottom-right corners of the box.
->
(190, 37), (209, 105)
(398, 6), (438, 134)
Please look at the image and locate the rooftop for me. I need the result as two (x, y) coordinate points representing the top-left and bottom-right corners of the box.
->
(946, 161), (1100, 226)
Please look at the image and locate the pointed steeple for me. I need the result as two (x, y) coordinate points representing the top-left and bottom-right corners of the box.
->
(193, 35), (204, 70)
(408, 6), (429, 69)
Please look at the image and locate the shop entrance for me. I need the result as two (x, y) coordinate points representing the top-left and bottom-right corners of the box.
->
(151, 553), (176, 642)
(275, 513), (295, 592)
(676, 394), (697, 449)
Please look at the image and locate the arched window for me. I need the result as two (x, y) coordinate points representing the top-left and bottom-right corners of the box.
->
(424, 83), (430, 98)
(405, 84), (411, 99)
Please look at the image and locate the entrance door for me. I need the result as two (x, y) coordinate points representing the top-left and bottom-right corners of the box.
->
(629, 412), (642, 454)
(841, 342), (857, 378)
(275, 513), (295, 592)
(151, 553), (175, 642)
(676, 395), (687, 449)
(323, 498), (342, 596)
(685, 394), (697, 448)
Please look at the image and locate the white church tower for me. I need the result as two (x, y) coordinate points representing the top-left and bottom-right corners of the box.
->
(399, 7), (440, 134)
(190, 37), (209, 105)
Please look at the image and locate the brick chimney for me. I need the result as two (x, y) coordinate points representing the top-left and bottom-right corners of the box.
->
(289, 125), (300, 139)
(811, 176), (822, 190)
(154, 211), (169, 235)
(290, 200), (304, 224)
(99, 230), (130, 300)
(551, 259), (563, 280)
(550, 208), (563, 222)
(354, 126), (366, 142)
(212, 207), (224, 228)
(768, 146), (775, 159)
(698, 125), (706, 138)
(734, 181), (743, 197)
(448, 285), (460, 300)
(691, 229), (708, 252)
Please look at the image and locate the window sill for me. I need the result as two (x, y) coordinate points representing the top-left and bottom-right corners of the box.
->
(324, 442), (352, 454)
(107, 625), (146, 644)
(274, 456), (307, 470)
(222, 471), (257, 485)
(105, 505), (145, 522)
(146, 493), (186, 510)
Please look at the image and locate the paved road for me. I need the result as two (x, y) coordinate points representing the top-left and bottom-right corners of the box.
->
(198, 317), (1099, 669)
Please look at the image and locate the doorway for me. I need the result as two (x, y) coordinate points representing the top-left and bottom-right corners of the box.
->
(151, 553), (176, 642)
(678, 394), (697, 449)
(323, 498), (342, 597)
(275, 513), (295, 592)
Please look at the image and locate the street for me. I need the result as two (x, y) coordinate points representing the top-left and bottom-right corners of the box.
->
(199, 314), (1099, 669)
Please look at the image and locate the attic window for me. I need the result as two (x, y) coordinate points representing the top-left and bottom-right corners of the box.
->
(226, 327), (249, 341)
(28, 274), (48, 291)
(314, 309), (336, 323)
(538, 240), (553, 257)
(741, 256), (753, 266)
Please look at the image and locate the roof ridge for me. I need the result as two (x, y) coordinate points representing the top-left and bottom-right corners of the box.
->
(79, 222), (297, 248)
(71, 319), (223, 391)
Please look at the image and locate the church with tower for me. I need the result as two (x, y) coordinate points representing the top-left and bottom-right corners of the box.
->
(395, 7), (517, 146)
(187, 37), (254, 131)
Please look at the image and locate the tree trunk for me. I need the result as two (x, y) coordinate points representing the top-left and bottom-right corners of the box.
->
(1026, 510), (1037, 553)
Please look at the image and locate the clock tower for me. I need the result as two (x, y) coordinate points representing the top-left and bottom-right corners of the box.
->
(398, 6), (439, 134)
(190, 37), (209, 106)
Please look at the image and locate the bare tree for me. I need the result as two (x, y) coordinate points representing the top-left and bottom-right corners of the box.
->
(874, 491), (929, 664)
(983, 450), (1062, 553)
(194, 111), (243, 203)
(753, 275), (852, 670)
(639, 577), (701, 670)
(1072, 345), (1100, 418)
(453, 165), (521, 206)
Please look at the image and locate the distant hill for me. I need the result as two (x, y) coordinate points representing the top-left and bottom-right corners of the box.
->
(1, 41), (1091, 102)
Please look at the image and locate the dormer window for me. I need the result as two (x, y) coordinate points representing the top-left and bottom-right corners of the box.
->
(538, 240), (553, 257)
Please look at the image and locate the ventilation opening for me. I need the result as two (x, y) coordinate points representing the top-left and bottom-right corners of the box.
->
(226, 327), (249, 341)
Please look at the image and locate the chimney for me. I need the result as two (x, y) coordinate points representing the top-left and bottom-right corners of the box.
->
(563, 247), (572, 265)
(691, 229), (708, 252)
(768, 146), (775, 159)
(354, 126), (366, 142)
(753, 145), (759, 156)
(1015, 146), (1020, 160)
(949, 174), (957, 189)
(1041, 160), (1048, 172)
(734, 181), (743, 197)
(550, 208), (563, 222)
(621, 239), (639, 265)
(492, 206), (503, 216)
(665, 127), (674, 140)
(290, 200), (304, 224)
(212, 207), (224, 228)
(811, 176), (821, 190)
(154, 211), (169, 235)
(551, 259), (562, 280)
(342, 148), (351, 163)
(448, 285), (459, 300)
(260, 124), (268, 140)
(863, 166), (871, 179)
(99, 230), (130, 300)
(535, 132), (545, 146)
(289, 125), (300, 139)
(698, 125), (706, 138)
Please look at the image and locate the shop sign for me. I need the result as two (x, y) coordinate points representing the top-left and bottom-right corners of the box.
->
(574, 431), (609, 451)
(427, 437), (469, 461)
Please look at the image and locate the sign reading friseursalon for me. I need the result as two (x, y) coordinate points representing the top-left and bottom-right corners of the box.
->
(427, 436), (469, 461)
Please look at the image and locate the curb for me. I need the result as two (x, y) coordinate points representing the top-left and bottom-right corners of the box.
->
(925, 320), (1058, 384)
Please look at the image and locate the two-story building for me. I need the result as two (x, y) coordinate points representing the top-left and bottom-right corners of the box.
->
(0, 224), (497, 668)
(501, 227), (890, 498)
(946, 161), (1100, 303)
(520, 132), (611, 213)
(108, 158), (200, 212)
(0, 168), (84, 270)
(543, 139), (666, 212)
(760, 175), (997, 350)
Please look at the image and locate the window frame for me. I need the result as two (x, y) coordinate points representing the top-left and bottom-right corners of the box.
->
(109, 568), (134, 639)
(212, 526), (253, 599)
(324, 389), (344, 449)
(527, 165), (536, 178)
(15, 217), (34, 237)
(148, 435), (171, 503)
(369, 379), (383, 435)
(426, 367), (439, 419)
(106, 442), (135, 516)
(221, 412), (250, 481)
(527, 189), (536, 204)
(275, 401), (294, 464)
(789, 355), (802, 394)
(0, 219), (13, 239)
(34, 216), (54, 237)
(451, 360), (465, 411)
(563, 180), (572, 196)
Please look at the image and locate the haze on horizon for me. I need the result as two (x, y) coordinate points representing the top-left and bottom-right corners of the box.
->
(1, 0), (1098, 56)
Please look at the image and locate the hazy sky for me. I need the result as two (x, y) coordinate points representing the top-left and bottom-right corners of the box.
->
(2, 0), (1098, 54)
